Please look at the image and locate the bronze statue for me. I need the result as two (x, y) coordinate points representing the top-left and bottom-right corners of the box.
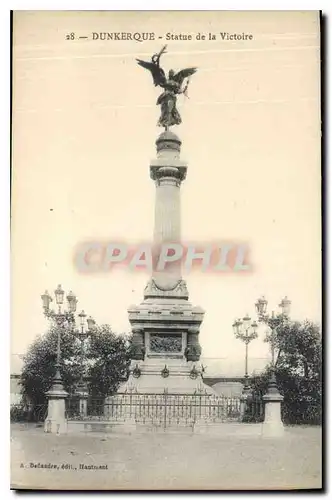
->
(136, 45), (197, 130)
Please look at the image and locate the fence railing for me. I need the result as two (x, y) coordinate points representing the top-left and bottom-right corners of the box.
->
(10, 393), (264, 427)
(66, 393), (264, 427)
(243, 396), (265, 422)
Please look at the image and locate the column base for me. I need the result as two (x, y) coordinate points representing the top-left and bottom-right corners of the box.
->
(261, 419), (284, 438)
(44, 416), (68, 435)
(44, 397), (68, 435)
(261, 395), (284, 438)
(240, 398), (247, 420)
(44, 381), (68, 435)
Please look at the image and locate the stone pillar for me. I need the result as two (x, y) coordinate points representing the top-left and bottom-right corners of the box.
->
(261, 371), (284, 437)
(240, 375), (252, 420)
(77, 389), (89, 418)
(150, 131), (187, 290)
(185, 328), (202, 362)
(44, 369), (68, 434)
(130, 327), (146, 361)
(153, 167), (181, 244)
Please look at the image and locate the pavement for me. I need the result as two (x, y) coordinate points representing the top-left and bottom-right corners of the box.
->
(11, 423), (322, 491)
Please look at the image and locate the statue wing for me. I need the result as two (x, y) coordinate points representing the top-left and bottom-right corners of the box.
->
(136, 59), (167, 87)
(173, 67), (197, 86)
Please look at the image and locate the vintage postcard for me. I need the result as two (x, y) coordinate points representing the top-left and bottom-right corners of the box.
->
(11, 10), (322, 490)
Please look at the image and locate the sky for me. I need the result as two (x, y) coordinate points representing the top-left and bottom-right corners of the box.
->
(11, 11), (321, 376)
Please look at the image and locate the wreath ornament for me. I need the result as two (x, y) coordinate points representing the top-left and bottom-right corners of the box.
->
(161, 365), (170, 378)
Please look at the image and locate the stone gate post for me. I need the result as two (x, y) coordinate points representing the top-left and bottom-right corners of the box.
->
(261, 371), (284, 437)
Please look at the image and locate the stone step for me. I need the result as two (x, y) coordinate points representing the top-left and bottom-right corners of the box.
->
(67, 418), (263, 436)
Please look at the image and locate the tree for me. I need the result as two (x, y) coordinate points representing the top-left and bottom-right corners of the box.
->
(87, 325), (131, 398)
(19, 324), (131, 413)
(251, 318), (322, 425)
(20, 326), (81, 409)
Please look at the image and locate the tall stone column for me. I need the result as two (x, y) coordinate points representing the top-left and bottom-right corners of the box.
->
(153, 166), (181, 244)
(151, 131), (186, 291)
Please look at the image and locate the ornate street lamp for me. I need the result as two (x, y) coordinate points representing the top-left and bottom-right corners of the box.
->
(41, 285), (77, 434)
(255, 295), (291, 437)
(255, 296), (291, 372)
(87, 315), (96, 331)
(78, 309), (87, 332)
(54, 284), (65, 306)
(67, 290), (78, 313)
(41, 290), (52, 311)
(279, 296), (291, 318)
(41, 285), (77, 390)
(255, 295), (268, 322)
(232, 314), (258, 394)
(73, 310), (96, 417)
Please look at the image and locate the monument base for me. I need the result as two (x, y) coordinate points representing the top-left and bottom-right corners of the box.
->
(44, 397), (68, 435)
(118, 358), (215, 395)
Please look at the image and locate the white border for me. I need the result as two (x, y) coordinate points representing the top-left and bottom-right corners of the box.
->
(4, 1), (330, 10)
(3, 2), (327, 499)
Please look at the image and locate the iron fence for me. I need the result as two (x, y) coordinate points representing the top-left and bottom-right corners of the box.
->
(66, 393), (260, 428)
(10, 393), (264, 429)
(243, 396), (265, 422)
(66, 396), (105, 419)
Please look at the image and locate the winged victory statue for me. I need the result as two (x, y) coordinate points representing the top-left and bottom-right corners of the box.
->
(136, 45), (197, 130)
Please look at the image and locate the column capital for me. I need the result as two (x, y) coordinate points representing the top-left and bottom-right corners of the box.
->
(150, 162), (187, 183)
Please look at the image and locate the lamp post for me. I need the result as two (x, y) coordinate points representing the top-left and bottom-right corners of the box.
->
(255, 295), (291, 383)
(74, 310), (96, 417)
(41, 285), (77, 434)
(233, 314), (258, 395)
(255, 295), (291, 437)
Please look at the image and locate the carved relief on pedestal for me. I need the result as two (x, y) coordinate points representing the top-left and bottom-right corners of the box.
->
(149, 333), (182, 353)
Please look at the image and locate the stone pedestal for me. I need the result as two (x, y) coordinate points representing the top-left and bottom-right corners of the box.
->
(124, 294), (214, 394)
(44, 370), (68, 435)
(77, 388), (89, 418)
(239, 376), (252, 419)
(121, 358), (215, 395)
(261, 372), (284, 438)
(240, 394), (248, 420)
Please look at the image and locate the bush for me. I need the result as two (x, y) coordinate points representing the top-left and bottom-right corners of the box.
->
(10, 404), (28, 422)
(20, 324), (131, 407)
(10, 403), (48, 423)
